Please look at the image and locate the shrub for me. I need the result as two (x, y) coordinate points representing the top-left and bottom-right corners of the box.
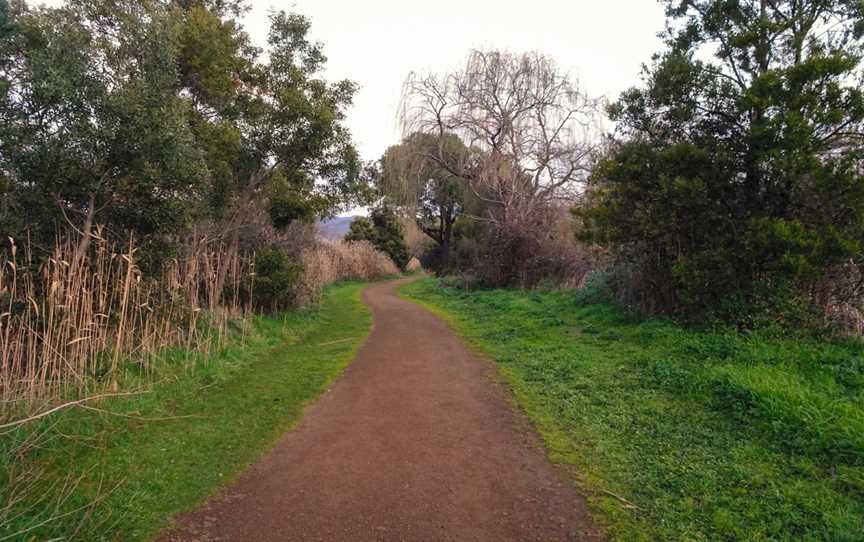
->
(253, 247), (302, 312)
(344, 207), (410, 270)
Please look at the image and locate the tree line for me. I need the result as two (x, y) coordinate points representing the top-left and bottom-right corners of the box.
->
(2, 0), (863, 331)
(375, 0), (864, 331)
(0, 0), (372, 273)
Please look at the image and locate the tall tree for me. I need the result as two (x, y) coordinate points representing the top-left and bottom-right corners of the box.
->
(580, 0), (864, 321)
(0, 0), (207, 254)
(380, 132), (467, 269)
(399, 50), (600, 285)
(169, 5), (363, 226)
(400, 50), (599, 229)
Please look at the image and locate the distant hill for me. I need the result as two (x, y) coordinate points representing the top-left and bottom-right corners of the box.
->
(318, 216), (360, 240)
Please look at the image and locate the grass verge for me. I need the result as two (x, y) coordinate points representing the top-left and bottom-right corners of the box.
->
(400, 277), (864, 541)
(1, 281), (372, 542)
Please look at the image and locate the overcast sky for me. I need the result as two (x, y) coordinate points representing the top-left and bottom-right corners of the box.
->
(257, 0), (668, 161)
(33, 0), (667, 162)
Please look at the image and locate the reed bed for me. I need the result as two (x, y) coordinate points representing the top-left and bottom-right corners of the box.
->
(0, 229), (255, 416)
(0, 230), (402, 421)
(295, 239), (399, 305)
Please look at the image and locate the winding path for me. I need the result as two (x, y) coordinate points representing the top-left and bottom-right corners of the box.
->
(161, 278), (602, 541)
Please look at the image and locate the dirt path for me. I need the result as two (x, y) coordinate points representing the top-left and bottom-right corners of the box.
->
(160, 278), (603, 542)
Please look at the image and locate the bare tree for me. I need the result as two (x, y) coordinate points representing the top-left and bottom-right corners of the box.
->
(399, 50), (601, 229)
(398, 50), (601, 285)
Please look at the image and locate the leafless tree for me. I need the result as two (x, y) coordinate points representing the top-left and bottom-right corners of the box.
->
(399, 49), (602, 229)
(397, 49), (601, 285)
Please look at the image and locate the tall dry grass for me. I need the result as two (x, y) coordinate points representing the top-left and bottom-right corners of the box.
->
(0, 228), (255, 416)
(0, 229), (402, 420)
(295, 239), (399, 305)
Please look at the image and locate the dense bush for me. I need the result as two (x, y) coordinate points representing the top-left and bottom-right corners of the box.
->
(344, 206), (410, 270)
(578, 0), (864, 329)
(253, 247), (303, 312)
(429, 207), (596, 290)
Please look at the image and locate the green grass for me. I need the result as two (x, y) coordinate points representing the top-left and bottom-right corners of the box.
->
(1, 281), (372, 542)
(400, 277), (864, 541)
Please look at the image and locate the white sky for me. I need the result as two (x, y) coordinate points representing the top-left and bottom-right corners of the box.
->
(256, 0), (668, 161)
(32, 0), (667, 162)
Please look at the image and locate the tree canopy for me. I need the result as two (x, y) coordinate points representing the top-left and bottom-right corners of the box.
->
(379, 132), (468, 269)
(0, 0), (365, 256)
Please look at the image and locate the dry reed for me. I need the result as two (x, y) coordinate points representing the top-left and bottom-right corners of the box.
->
(295, 239), (399, 305)
(0, 230), (401, 419)
(0, 228), (255, 416)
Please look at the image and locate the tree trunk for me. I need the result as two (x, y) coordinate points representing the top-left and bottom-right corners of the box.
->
(70, 194), (96, 276)
(440, 234), (450, 270)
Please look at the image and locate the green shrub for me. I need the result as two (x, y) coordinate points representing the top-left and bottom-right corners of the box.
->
(253, 247), (302, 312)
(344, 206), (409, 270)
(573, 271), (612, 305)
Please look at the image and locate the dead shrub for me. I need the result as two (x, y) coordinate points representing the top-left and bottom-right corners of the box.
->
(406, 257), (422, 272)
(478, 205), (596, 289)
(816, 261), (864, 335)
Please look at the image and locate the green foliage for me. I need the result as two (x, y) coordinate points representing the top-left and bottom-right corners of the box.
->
(345, 207), (410, 270)
(253, 247), (302, 312)
(1, 282), (371, 541)
(0, 0), (366, 254)
(402, 278), (864, 541)
(579, 0), (864, 324)
(176, 4), (249, 109)
(245, 11), (363, 212)
(268, 194), (319, 229)
(379, 132), (468, 269)
(369, 206), (410, 270)
(345, 216), (376, 242)
(267, 168), (331, 229)
(0, 0), (207, 244)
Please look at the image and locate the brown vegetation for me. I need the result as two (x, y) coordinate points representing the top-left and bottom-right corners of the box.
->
(0, 229), (254, 413)
(398, 50), (602, 287)
(296, 239), (399, 306)
(817, 262), (864, 335)
(0, 227), (399, 418)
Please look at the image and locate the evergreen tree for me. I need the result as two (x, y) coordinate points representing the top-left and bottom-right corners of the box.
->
(580, 0), (864, 323)
(345, 207), (410, 270)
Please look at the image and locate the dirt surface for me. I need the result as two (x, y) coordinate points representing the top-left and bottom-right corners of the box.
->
(160, 278), (604, 542)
